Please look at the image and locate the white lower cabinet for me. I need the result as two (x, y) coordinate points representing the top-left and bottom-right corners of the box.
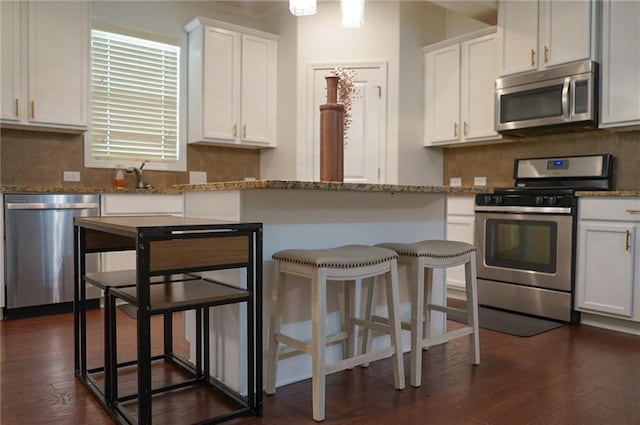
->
(446, 196), (475, 297)
(576, 198), (640, 321)
(100, 194), (184, 271)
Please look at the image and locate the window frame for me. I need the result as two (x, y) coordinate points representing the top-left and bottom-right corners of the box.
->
(85, 23), (186, 172)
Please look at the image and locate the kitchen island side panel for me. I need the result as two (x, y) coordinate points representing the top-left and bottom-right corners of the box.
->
(183, 189), (447, 390)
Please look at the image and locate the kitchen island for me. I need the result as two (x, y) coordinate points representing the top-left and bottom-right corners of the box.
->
(177, 180), (489, 391)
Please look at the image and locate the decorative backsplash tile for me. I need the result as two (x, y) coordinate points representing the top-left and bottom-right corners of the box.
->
(443, 129), (640, 190)
(0, 129), (260, 189)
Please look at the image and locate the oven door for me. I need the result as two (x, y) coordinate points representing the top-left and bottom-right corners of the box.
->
(474, 209), (573, 291)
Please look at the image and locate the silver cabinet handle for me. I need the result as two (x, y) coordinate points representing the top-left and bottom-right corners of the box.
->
(625, 209), (640, 214)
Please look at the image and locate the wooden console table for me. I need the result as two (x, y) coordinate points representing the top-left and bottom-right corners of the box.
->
(73, 216), (263, 425)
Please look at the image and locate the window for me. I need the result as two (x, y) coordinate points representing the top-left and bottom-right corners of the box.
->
(87, 29), (183, 170)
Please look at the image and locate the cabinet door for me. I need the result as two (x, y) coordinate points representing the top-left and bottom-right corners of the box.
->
(0, 1), (21, 122)
(241, 35), (276, 146)
(461, 34), (498, 141)
(27, 1), (88, 128)
(424, 44), (460, 144)
(542, 0), (592, 68)
(202, 27), (241, 143)
(600, 0), (640, 127)
(576, 222), (635, 318)
(498, 0), (539, 76)
(446, 197), (475, 292)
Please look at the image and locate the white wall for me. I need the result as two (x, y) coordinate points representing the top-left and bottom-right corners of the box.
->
(260, 4), (299, 180)
(294, 1), (402, 181)
(398, 2), (447, 185)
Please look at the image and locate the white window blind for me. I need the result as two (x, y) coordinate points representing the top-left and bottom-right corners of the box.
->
(90, 30), (179, 163)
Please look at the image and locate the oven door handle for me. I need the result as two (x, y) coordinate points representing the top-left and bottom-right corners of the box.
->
(475, 205), (572, 214)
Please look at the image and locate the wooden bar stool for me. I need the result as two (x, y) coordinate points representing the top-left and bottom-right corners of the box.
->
(370, 240), (480, 387)
(265, 245), (405, 422)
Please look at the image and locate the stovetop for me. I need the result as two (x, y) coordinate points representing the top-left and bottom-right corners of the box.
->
(476, 154), (614, 208)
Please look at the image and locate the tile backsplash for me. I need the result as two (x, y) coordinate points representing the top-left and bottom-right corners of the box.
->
(443, 129), (640, 190)
(0, 129), (260, 189)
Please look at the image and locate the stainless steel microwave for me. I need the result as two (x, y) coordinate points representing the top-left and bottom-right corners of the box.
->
(495, 60), (598, 136)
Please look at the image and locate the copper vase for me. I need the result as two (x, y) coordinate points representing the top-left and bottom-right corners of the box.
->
(320, 76), (344, 182)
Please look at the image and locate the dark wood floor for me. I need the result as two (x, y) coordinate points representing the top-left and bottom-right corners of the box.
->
(2, 308), (640, 425)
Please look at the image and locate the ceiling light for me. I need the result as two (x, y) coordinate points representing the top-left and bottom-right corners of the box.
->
(289, 0), (317, 16)
(341, 0), (365, 28)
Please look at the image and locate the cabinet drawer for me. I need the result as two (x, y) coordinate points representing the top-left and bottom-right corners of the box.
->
(579, 198), (640, 221)
(102, 194), (183, 215)
(447, 196), (475, 215)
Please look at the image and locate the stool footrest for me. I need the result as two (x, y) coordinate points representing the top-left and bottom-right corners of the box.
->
(275, 331), (349, 356)
(423, 326), (474, 349)
(325, 346), (396, 375)
(352, 317), (393, 334)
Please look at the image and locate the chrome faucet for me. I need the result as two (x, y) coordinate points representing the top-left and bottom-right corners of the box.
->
(126, 162), (152, 189)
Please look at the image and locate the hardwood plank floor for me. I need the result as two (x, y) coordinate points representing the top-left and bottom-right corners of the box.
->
(1, 308), (640, 425)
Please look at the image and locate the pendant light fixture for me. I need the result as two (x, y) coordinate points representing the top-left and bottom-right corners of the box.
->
(289, 0), (317, 16)
(340, 0), (365, 28)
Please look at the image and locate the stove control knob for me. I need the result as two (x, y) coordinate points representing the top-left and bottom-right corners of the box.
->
(493, 195), (503, 205)
(482, 194), (492, 205)
(547, 195), (558, 205)
(535, 195), (544, 205)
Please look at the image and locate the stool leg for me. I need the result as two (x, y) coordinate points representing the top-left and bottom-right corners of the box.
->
(423, 265), (434, 344)
(359, 277), (375, 367)
(385, 260), (405, 390)
(311, 268), (328, 421)
(265, 262), (286, 394)
(339, 280), (355, 361)
(410, 258), (424, 388)
(465, 255), (480, 365)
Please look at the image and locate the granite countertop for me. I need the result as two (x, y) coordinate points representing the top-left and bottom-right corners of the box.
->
(173, 179), (493, 194)
(0, 185), (181, 194)
(576, 190), (640, 197)
(1, 180), (493, 195)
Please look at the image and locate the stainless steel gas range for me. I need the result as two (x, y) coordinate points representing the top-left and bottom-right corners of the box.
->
(474, 154), (614, 323)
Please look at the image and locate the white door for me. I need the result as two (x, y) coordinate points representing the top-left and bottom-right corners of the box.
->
(310, 63), (386, 183)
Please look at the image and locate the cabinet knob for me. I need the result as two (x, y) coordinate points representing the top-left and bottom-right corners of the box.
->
(531, 48), (536, 67)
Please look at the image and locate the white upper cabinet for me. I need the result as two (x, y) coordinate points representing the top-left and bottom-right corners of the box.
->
(424, 29), (499, 146)
(0, 0), (88, 131)
(498, 0), (596, 77)
(600, 0), (640, 128)
(185, 18), (278, 148)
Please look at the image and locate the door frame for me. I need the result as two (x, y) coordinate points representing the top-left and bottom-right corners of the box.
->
(304, 61), (388, 182)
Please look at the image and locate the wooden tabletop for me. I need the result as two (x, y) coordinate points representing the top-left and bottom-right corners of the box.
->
(74, 215), (257, 237)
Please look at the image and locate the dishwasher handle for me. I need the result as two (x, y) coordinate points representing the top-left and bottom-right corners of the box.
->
(6, 202), (100, 210)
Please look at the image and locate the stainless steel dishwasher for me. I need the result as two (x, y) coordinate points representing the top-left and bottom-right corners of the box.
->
(4, 193), (100, 319)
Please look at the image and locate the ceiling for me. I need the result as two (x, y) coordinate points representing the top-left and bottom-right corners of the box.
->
(214, 0), (497, 24)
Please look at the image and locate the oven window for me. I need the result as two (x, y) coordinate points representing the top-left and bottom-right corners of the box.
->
(500, 84), (564, 123)
(485, 219), (557, 273)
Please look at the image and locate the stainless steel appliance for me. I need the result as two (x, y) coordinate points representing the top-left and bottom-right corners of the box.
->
(495, 60), (598, 136)
(4, 193), (100, 319)
(475, 154), (613, 323)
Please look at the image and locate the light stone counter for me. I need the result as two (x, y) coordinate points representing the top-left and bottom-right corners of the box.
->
(174, 179), (492, 194)
(577, 191), (640, 197)
(0, 185), (181, 194)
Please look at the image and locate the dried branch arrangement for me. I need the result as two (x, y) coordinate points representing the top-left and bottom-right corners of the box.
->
(328, 67), (360, 141)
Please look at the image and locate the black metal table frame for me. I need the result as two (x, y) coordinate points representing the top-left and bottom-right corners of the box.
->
(73, 219), (263, 425)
